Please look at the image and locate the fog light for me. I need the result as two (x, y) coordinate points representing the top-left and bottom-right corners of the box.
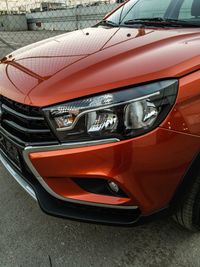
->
(73, 178), (128, 198)
(108, 181), (119, 193)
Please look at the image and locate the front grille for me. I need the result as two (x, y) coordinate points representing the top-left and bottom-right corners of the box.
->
(0, 96), (58, 146)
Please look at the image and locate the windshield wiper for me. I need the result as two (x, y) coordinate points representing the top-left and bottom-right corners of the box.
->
(123, 18), (200, 27)
(98, 20), (119, 27)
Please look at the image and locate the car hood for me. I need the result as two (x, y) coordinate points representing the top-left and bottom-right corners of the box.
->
(0, 26), (200, 106)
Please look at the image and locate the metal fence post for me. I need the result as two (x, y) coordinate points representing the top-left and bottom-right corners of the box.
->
(75, 5), (79, 30)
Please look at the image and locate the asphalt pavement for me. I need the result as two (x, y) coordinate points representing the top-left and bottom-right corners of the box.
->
(1, 163), (200, 267)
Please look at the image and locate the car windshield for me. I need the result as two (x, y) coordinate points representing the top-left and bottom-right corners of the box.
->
(99, 0), (200, 28)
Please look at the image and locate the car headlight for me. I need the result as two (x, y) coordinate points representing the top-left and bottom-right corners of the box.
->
(43, 80), (178, 143)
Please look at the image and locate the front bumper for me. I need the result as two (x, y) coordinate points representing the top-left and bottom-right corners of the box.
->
(23, 127), (200, 214)
(0, 152), (37, 201)
(1, 126), (200, 226)
(0, 150), (141, 225)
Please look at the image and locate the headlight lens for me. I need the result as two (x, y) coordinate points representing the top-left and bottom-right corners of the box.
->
(43, 80), (178, 143)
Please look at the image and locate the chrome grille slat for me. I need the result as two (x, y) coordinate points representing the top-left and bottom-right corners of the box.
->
(3, 120), (51, 134)
(0, 96), (58, 146)
(2, 104), (45, 121)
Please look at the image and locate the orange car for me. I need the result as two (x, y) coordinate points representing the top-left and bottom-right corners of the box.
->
(0, 0), (200, 230)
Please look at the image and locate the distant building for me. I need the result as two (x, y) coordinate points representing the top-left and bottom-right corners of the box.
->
(41, 2), (66, 11)
(68, 0), (112, 7)
(1, 0), (67, 13)
(1, 0), (115, 14)
(30, 1), (67, 12)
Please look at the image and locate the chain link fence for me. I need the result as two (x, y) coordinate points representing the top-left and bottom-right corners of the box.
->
(0, 0), (120, 58)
